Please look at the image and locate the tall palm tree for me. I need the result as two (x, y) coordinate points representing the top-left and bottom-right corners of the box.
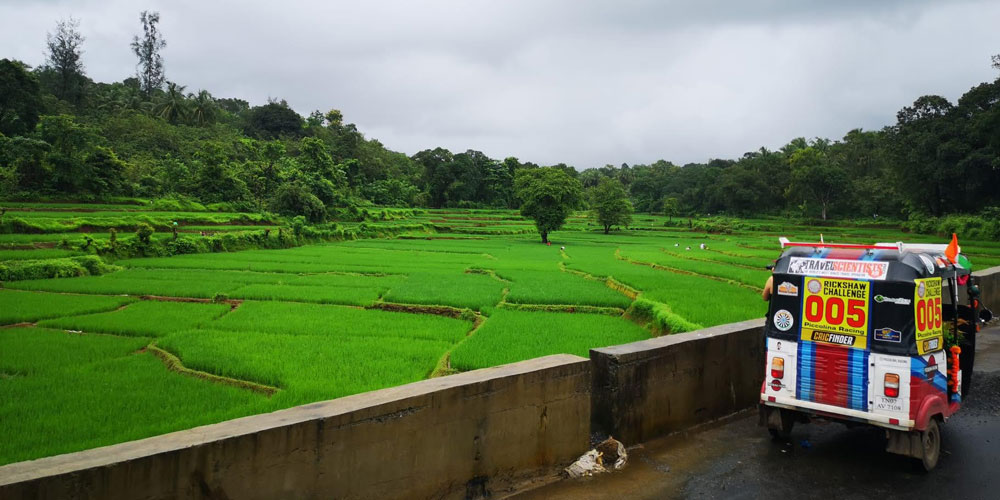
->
(153, 82), (188, 124)
(189, 90), (217, 126)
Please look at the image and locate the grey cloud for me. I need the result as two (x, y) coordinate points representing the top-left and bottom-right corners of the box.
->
(1, 0), (997, 168)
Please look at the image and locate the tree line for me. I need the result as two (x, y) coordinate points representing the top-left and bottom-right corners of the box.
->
(1, 12), (998, 228)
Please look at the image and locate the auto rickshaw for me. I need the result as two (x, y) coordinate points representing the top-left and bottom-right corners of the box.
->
(759, 237), (989, 471)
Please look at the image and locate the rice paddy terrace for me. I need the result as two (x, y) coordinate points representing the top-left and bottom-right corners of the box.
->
(3, 203), (1000, 465)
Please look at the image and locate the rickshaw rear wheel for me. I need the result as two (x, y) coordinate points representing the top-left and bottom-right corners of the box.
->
(917, 418), (941, 472)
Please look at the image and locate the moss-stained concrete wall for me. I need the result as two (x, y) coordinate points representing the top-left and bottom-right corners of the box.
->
(975, 266), (1000, 314)
(590, 318), (766, 445)
(0, 354), (591, 500)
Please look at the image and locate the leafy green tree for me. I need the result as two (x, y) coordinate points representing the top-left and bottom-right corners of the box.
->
(272, 182), (326, 222)
(153, 82), (187, 124)
(82, 147), (126, 195)
(0, 59), (43, 136)
(412, 147), (454, 207)
(707, 164), (769, 215)
(37, 114), (96, 193)
(662, 197), (679, 221)
(190, 144), (250, 203)
(363, 178), (419, 206)
(514, 167), (582, 243)
(590, 177), (633, 233)
(189, 90), (217, 126)
(787, 146), (848, 220)
(131, 11), (166, 97)
(244, 100), (303, 139)
(0, 163), (16, 196)
(43, 18), (87, 104)
(135, 223), (154, 244)
(0, 135), (49, 190)
(888, 95), (958, 216)
(216, 97), (249, 115)
(298, 137), (344, 185)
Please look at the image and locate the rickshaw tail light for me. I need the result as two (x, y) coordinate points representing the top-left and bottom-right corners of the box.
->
(884, 373), (900, 398)
(771, 357), (784, 379)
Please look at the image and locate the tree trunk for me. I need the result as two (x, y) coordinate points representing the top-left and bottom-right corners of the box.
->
(604, 225), (610, 234)
(541, 231), (548, 243)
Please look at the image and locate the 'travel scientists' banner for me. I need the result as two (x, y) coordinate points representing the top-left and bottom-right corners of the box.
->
(914, 277), (943, 355)
(800, 277), (870, 349)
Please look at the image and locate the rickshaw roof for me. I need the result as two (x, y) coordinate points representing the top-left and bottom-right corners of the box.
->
(772, 240), (971, 282)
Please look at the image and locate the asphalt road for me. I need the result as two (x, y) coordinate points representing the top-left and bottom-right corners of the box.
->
(516, 326), (1000, 500)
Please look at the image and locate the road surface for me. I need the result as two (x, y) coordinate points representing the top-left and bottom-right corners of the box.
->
(516, 326), (1000, 500)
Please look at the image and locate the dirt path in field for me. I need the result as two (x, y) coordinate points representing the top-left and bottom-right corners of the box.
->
(367, 301), (467, 318)
(465, 268), (510, 282)
(143, 345), (279, 396)
(139, 295), (242, 310)
(430, 313), (487, 378)
(0, 322), (36, 329)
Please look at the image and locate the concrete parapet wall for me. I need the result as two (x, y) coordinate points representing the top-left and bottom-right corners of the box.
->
(974, 266), (1000, 313)
(0, 354), (591, 500)
(590, 318), (766, 445)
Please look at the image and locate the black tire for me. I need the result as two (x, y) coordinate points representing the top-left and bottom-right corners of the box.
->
(767, 410), (794, 441)
(917, 418), (941, 472)
(960, 330), (976, 396)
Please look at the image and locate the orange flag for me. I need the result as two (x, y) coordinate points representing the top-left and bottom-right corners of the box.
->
(945, 233), (960, 264)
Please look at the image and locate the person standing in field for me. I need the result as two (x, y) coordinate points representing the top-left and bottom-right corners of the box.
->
(761, 275), (773, 301)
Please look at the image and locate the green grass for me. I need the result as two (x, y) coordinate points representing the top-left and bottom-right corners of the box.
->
(620, 248), (771, 288)
(158, 329), (452, 405)
(0, 249), (86, 260)
(0, 327), (269, 466)
(210, 301), (473, 343)
(0, 290), (133, 325)
(449, 310), (650, 370)
(229, 284), (383, 306)
(38, 301), (231, 337)
(504, 270), (633, 308)
(382, 271), (504, 310)
(6, 275), (242, 298)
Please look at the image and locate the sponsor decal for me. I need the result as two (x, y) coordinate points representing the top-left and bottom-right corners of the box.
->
(787, 257), (888, 280)
(777, 281), (799, 296)
(914, 278), (943, 355)
(810, 330), (856, 347)
(924, 354), (938, 379)
(800, 277), (870, 349)
(773, 309), (794, 331)
(770, 379), (783, 391)
(874, 327), (902, 342)
(874, 295), (911, 305)
(922, 338), (940, 353)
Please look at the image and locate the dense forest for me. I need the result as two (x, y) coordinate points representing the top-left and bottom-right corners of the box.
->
(1, 14), (999, 230)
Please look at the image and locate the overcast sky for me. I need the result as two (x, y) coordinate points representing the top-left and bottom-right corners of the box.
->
(1, 0), (998, 168)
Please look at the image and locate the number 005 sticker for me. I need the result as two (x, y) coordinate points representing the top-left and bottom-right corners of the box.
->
(914, 277), (943, 354)
(800, 277), (870, 349)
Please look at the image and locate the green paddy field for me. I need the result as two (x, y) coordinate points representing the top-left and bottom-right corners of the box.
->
(2, 204), (999, 465)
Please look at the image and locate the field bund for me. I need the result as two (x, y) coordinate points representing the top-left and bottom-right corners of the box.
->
(2, 267), (997, 499)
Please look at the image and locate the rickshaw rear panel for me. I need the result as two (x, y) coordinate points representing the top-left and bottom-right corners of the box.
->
(759, 239), (978, 470)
